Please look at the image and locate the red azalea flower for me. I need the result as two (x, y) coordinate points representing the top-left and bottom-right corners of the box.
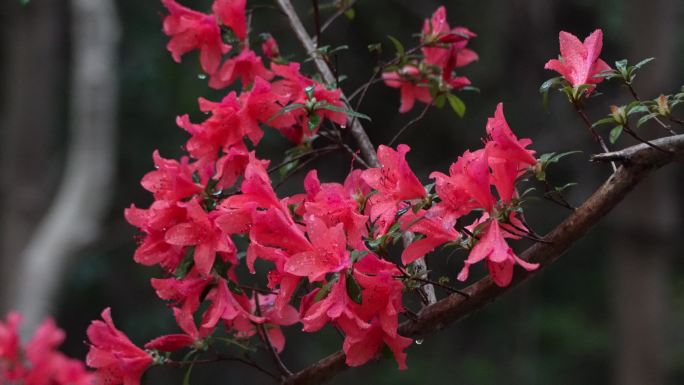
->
(141, 151), (203, 202)
(164, 198), (236, 276)
(209, 49), (273, 89)
(161, 0), (231, 74)
(382, 65), (432, 113)
(145, 307), (209, 352)
(342, 319), (412, 370)
(362, 144), (426, 235)
(544, 29), (611, 89)
(484, 103), (537, 203)
(86, 308), (152, 385)
(285, 215), (351, 282)
(399, 209), (459, 265)
(212, 0), (247, 41)
(261, 34), (280, 59)
(457, 219), (538, 287)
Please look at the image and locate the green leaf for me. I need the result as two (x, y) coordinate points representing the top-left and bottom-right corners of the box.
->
(267, 103), (306, 123)
(345, 273), (363, 304)
(174, 247), (195, 279)
(182, 357), (197, 385)
(539, 77), (563, 110)
(592, 117), (615, 128)
(434, 94), (446, 108)
(315, 102), (371, 121)
(627, 105), (649, 115)
(634, 57), (655, 70)
(609, 125), (623, 144)
(637, 113), (658, 128)
(314, 275), (338, 302)
(308, 114), (321, 132)
(446, 94), (466, 117)
(614, 59), (628, 71)
(305, 85), (315, 99)
(350, 250), (369, 263)
(328, 45), (349, 55)
(387, 35), (405, 58)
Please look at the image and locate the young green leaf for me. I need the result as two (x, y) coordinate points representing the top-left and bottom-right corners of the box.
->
(633, 57), (655, 70)
(182, 357), (197, 385)
(592, 117), (616, 128)
(447, 94), (466, 117)
(315, 102), (371, 121)
(609, 125), (623, 144)
(387, 35), (405, 58)
(346, 273), (363, 304)
(267, 103), (306, 124)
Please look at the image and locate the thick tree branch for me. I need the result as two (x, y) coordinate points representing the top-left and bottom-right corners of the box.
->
(282, 134), (684, 385)
(275, 0), (379, 168)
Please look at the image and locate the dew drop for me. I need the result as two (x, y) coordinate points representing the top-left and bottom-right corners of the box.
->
(340, 125), (347, 129)
(415, 339), (424, 345)
(198, 73), (207, 80)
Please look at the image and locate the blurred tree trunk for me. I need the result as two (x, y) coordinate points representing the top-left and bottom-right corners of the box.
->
(612, 0), (680, 384)
(2, 0), (120, 333)
(0, 0), (67, 314)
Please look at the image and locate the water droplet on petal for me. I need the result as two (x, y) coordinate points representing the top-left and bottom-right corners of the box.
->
(340, 125), (347, 129)
(415, 339), (424, 345)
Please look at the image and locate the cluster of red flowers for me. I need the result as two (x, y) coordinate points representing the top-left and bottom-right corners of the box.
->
(383, 6), (478, 113)
(0, 313), (92, 384)
(0, 1), (617, 384)
(75, 2), (549, 384)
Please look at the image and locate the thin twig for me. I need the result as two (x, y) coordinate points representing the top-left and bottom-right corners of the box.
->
(255, 294), (293, 377)
(401, 275), (469, 298)
(622, 124), (671, 153)
(165, 355), (279, 381)
(572, 103), (617, 172)
(274, 153), (325, 190)
(318, 0), (358, 36)
(388, 102), (432, 146)
(267, 145), (338, 174)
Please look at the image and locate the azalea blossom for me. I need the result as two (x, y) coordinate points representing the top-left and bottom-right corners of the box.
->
(362, 144), (427, 235)
(86, 308), (152, 385)
(544, 29), (611, 89)
(457, 218), (539, 287)
(212, 0), (247, 41)
(0, 313), (93, 385)
(161, 0), (231, 74)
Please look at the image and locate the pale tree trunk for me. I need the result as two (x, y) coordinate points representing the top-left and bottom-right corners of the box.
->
(5, 0), (120, 333)
(612, 0), (680, 383)
(0, 0), (66, 314)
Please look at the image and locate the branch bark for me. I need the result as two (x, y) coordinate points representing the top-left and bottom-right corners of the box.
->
(8, 0), (120, 333)
(282, 134), (684, 385)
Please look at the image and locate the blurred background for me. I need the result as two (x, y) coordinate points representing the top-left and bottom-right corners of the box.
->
(1, 0), (684, 384)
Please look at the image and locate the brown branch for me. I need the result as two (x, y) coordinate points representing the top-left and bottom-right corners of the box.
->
(275, 0), (379, 168)
(282, 134), (684, 385)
